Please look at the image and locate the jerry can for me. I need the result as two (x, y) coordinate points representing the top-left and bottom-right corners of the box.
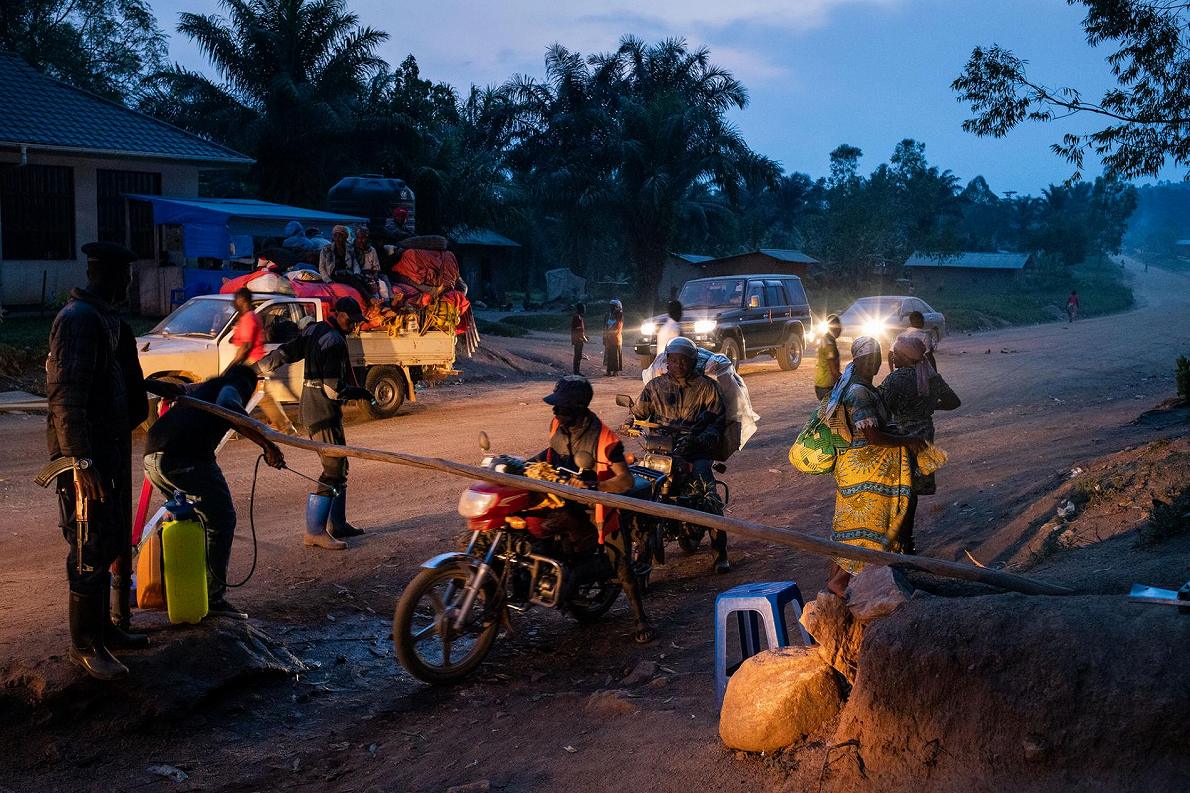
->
(161, 492), (208, 624)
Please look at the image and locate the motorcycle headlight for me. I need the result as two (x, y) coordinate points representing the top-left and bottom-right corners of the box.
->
(692, 319), (716, 335)
(458, 489), (498, 518)
(640, 320), (657, 337)
(641, 453), (673, 475)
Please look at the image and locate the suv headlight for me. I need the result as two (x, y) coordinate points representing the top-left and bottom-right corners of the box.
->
(458, 489), (498, 518)
(861, 319), (887, 338)
(640, 320), (657, 337)
(693, 319), (716, 335)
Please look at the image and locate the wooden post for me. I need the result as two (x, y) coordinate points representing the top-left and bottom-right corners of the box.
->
(177, 396), (1074, 597)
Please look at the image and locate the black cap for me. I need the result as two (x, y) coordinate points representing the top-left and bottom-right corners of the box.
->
(543, 375), (593, 409)
(81, 241), (137, 266)
(333, 296), (366, 323)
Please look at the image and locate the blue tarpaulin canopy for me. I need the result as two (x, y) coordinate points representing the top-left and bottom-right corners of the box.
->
(125, 195), (367, 258)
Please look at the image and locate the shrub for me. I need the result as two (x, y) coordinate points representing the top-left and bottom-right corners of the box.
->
(1177, 355), (1190, 400)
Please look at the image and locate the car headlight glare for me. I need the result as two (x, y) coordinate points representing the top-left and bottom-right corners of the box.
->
(640, 320), (657, 337)
(458, 489), (498, 518)
(861, 319), (886, 338)
(692, 319), (716, 335)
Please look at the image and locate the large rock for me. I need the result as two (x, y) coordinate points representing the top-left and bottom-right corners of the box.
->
(799, 592), (864, 686)
(719, 646), (842, 753)
(845, 565), (913, 622)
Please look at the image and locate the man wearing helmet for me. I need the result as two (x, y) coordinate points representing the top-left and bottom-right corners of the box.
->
(630, 337), (731, 573)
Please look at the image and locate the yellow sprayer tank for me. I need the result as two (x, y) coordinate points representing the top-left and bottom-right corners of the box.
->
(161, 492), (208, 624)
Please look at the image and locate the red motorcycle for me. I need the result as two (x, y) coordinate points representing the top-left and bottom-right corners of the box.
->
(393, 433), (632, 684)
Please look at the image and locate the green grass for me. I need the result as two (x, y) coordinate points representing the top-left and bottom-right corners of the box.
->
(802, 256), (1133, 333)
(475, 317), (529, 338)
(1, 315), (157, 358)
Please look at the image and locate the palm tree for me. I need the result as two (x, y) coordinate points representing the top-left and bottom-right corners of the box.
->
(140, 0), (387, 204)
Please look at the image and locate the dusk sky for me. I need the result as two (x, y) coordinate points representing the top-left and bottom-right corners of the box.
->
(149, 0), (1168, 195)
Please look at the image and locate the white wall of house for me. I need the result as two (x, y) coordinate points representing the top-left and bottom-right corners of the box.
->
(0, 150), (200, 306)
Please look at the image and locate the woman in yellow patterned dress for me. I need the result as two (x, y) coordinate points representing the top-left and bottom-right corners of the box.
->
(825, 336), (927, 596)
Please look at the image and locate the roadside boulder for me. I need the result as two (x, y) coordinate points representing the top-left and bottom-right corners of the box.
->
(719, 646), (841, 753)
(845, 566), (913, 622)
(799, 592), (864, 686)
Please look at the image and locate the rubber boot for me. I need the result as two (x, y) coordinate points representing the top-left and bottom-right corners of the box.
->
(108, 575), (149, 648)
(711, 530), (731, 574)
(304, 493), (346, 550)
(68, 591), (129, 681)
(329, 486), (364, 539)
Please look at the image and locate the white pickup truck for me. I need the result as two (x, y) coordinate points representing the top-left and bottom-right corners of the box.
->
(136, 293), (457, 419)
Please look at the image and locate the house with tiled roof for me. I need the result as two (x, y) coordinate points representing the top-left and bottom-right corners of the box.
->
(0, 52), (251, 307)
(904, 251), (1036, 288)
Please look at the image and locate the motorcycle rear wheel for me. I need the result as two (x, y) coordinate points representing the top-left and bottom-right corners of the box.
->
(568, 578), (622, 623)
(393, 563), (500, 685)
(677, 526), (705, 553)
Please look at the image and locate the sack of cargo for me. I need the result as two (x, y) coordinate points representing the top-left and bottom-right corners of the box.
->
(393, 248), (461, 289)
(398, 234), (448, 251)
(789, 399), (851, 475)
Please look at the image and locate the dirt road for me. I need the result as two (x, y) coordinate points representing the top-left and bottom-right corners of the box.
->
(1, 261), (1187, 792)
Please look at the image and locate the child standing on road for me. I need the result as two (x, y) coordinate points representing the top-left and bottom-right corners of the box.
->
(1066, 290), (1080, 322)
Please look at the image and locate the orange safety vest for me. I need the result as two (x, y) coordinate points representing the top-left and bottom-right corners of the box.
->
(547, 416), (622, 541)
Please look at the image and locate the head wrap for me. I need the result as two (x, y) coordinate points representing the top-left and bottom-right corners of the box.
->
(821, 336), (881, 418)
(892, 334), (936, 396)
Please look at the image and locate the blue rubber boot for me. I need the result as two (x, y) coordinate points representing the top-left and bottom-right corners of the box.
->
(304, 494), (346, 550)
(329, 486), (364, 539)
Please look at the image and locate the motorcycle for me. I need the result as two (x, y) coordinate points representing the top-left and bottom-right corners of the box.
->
(393, 432), (633, 685)
(614, 394), (729, 568)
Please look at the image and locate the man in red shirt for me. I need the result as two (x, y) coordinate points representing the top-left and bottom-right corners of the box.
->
(229, 288), (295, 433)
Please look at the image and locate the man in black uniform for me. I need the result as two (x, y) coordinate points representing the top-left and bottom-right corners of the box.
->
(46, 242), (150, 680)
(257, 296), (372, 550)
(532, 376), (655, 643)
(144, 366), (287, 619)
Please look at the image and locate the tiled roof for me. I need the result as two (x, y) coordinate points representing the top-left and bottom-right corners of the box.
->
(757, 248), (819, 264)
(904, 251), (1033, 270)
(0, 52), (251, 164)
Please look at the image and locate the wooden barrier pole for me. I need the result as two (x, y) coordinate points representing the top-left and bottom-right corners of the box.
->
(179, 396), (1073, 597)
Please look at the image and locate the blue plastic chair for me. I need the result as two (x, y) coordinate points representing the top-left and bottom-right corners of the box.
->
(714, 581), (812, 703)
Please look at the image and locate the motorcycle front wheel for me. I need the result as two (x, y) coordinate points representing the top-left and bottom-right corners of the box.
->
(393, 563), (500, 685)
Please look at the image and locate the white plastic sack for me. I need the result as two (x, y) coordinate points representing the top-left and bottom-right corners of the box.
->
(642, 348), (760, 453)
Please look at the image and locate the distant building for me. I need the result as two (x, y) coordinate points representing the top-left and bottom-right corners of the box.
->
(0, 52), (250, 307)
(659, 252), (714, 301)
(659, 249), (818, 300)
(904, 251), (1035, 289)
(449, 227), (521, 303)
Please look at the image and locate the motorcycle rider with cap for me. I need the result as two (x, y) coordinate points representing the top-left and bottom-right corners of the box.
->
(630, 336), (731, 573)
(256, 296), (373, 550)
(532, 376), (655, 643)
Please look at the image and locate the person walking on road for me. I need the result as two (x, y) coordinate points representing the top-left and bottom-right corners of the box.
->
(814, 314), (843, 399)
(823, 336), (927, 597)
(1066, 290), (1080, 323)
(143, 366), (286, 620)
(46, 242), (152, 680)
(655, 300), (683, 363)
(603, 299), (624, 376)
(257, 297), (373, 550)
(228, 287), (296, 434)
(571, 302), (588, 375)
(879, 335), (960, 554)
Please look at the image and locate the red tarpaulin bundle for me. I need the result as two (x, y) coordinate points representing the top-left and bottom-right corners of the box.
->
(392, 249), (461, 290)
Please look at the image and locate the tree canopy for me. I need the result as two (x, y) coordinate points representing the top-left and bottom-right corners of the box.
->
(953, 0), (1190, 180)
